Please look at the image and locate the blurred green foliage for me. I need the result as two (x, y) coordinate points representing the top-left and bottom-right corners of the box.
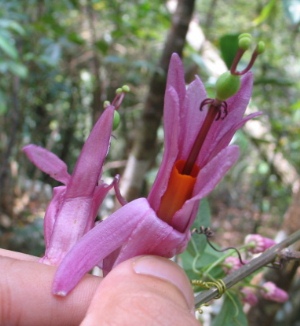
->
(0, 0), (299, 269)
(1, 1), (300, 324)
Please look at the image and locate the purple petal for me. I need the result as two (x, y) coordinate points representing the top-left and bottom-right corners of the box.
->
(65, 106), (114, 198)
(23, 145), (70, 184)
(43, 186), (66, 248)
(171, 145), (240, 232)
(42, 196), (95, 265)
(52, 198), (151, 295)
(85, 182), (115, 233)
(148, 87), (180, 212)
(104, 201), (189, 272)
(179, 76), (207, 160)
(205, 112), (262, 164)
(52, 198), (189, 296)
(166, 53), (186, 107)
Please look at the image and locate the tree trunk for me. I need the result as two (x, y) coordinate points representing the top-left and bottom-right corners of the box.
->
(120, 0), (196, 201)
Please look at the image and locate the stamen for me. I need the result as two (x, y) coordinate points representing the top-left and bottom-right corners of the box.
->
(111, 85), (130, 110)
(182, 100), (223, 175)
(103, 85), (130, 130)
(182, 35), (264, 176)
(230, 34), (265, 76)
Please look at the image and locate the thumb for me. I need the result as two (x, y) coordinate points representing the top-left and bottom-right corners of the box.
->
(80, 256), (199, 326)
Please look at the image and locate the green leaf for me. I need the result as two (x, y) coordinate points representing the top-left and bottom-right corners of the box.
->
(219, 34), (239, 69)
(0, 19), (26, 36)
(194, 198), (211, 228)
(253, 0), (277, 26)
(0, 60), (28, 78)
(212, 293), (247, 326)
(0, 35), (18, 59)
(7, 62), (28, 78)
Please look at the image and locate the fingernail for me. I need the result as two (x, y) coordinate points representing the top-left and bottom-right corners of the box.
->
(133, 256), (195, 313)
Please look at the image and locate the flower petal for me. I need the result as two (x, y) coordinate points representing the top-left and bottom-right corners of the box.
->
(179, 76), (207, 160)
(171, 145), (240, 232)
(41, 196), (95, 265)
(52, 198), (151, 295)
(43, 186), (66, 248)
(23, 145), (70, 184)
(148, 87), (180, 212)
(65, 106), (114, 198)
(103, 199), (189, 272)
(205, 111), (262, 164)
(166, 53), (186, 107)
(52, 198), (189, 296)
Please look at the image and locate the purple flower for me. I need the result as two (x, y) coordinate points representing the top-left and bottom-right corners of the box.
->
(23, 105), (116, 265)
(241, 287), (258, 306)
(222, 256), (244, 274)
(245, 234), (276, 254)
(52, 48), (262, 295)
(261, 282), (289, 303)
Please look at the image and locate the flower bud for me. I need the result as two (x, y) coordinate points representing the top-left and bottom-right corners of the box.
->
(256, 41), (265, 54)
(241, 287), (258, 306)
(244, 234), (276, 254)
(261, 282), (288, 303)
(238, 33), (252, 50)
(113, 111), (121, 130)
(222, 256), (243, 274)
(215, 72), (241, 101)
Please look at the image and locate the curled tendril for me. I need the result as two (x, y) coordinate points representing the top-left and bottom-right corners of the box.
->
(192, 226), (246, 265)
(191, 279), (227, 313)
(192, 279), (226, 298)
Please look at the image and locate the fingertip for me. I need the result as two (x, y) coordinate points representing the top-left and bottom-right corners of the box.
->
(81, 256), (198, 326)
(133, 256), (195, 313)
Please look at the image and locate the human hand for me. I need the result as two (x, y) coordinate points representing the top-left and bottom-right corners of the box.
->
(0, 249), (199, 325)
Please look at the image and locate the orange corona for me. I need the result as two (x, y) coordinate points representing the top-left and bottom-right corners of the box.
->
(157, 160), (199, 224)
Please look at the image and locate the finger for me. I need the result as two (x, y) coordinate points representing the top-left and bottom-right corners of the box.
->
(81, 256), (200, 326)
(0, 255), (100, 326)
(0, 248), (39, 261)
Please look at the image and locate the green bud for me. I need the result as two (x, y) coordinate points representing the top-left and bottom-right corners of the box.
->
(122, 85), (130, 93)
(238, 33), (252, 41)
(113, 110), (121, 130)
(238, 33), (252, 50)
(256, 41), (265, 54)
(215, 72), (241, 101)
(103, 100), (110, 108)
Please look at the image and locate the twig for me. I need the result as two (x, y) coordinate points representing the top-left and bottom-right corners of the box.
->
(194, 229), (300, 307)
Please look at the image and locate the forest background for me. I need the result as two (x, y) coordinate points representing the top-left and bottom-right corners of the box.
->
(0, 0), (300, 325)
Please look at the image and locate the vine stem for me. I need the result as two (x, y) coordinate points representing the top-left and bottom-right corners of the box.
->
(194, 229), (300, 307)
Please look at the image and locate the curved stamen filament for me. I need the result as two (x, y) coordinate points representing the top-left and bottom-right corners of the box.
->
(182, 100), (222, 175)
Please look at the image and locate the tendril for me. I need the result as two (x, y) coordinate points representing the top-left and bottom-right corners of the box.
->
(192, 226), (246, 265)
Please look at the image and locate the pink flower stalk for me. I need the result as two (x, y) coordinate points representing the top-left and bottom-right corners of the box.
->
(23, 104), (117, 265)
(261, 282), (289, 303)
(222, 256), (244, 274)
(241, 287), (258, 306)
(52, 43), (263, 295)
(245, 234), (276, 254)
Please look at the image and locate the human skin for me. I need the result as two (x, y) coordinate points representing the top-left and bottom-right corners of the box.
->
(0, 249), (200, 326)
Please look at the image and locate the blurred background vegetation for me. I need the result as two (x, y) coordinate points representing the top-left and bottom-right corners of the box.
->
(0, 0), (300, 325)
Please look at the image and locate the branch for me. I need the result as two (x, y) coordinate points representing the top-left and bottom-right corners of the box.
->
(194, 229), (300, 307)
